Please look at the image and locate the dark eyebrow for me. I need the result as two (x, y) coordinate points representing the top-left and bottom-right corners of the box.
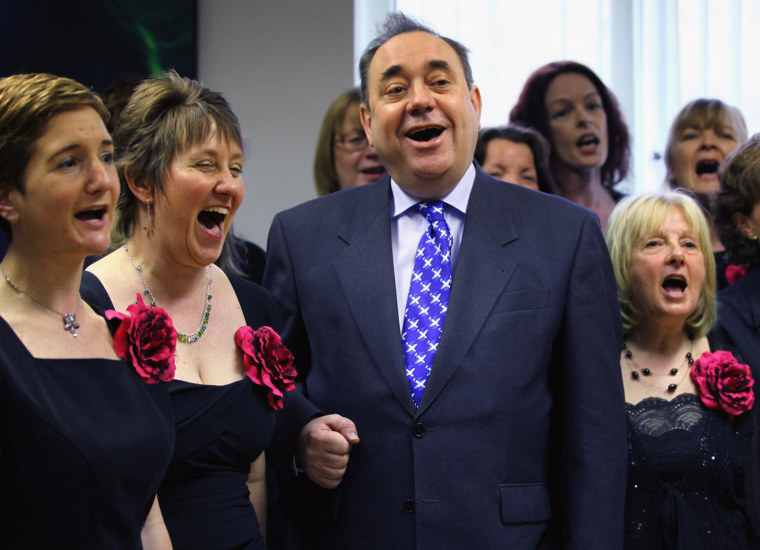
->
(428, 59), (451, 72)
(48, 139), (113, 162)
(379, 59), (453, 83)
(380, 64), (403, 82)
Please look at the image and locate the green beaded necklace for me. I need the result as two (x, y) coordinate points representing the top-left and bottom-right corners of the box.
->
(124, 245), (212, 344)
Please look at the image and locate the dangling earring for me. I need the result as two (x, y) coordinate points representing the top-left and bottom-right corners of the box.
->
(8, 213), (17, 222)
(142, 198), (153, 232)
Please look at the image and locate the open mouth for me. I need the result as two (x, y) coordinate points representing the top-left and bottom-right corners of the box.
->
(198, 206), (229, 231)
(695, 159), (720, 176)
(577, 135), (599, 147)
(662, 275), (687, 296)
(407, 127), (444, 142)
(74, 207), (107, 222)
(361, 166), (386, 175)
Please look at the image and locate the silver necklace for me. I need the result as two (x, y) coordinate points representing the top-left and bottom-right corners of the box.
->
(622, 337), (695, 393)
(123, 245), (212, 344)
(0, 265), (81, 337)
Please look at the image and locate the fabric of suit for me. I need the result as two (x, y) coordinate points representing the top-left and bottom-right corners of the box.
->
(264, 165), (627, 550)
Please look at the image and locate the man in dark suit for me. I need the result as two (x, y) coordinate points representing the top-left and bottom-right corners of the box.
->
(264, 13), (626, 549)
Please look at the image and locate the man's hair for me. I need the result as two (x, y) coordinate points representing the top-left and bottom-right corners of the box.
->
(0, 73), (109, 241)
(113, 70), (242, 239)
(358, 12), (473, 107)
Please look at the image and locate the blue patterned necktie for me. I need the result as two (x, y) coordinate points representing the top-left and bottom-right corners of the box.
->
(402, 201), (453, 406)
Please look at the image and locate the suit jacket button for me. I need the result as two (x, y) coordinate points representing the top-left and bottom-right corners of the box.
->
(413, 422), (425, 438)
(403, 499), (415, 513)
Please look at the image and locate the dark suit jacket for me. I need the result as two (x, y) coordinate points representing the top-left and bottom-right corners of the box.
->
(264, 166), (627, 550)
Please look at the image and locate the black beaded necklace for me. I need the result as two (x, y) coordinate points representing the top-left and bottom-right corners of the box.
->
(622, 337), (695, 393)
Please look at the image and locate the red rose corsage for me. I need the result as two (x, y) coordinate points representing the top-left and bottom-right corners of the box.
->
(235, 325), (296, 410)
(106, 293), (177, 384)
(725, 263), (749, 285)
(690, 350), (754, 419)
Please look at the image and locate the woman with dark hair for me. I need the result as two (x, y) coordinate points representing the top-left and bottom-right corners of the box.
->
(313, 87), (386, 196)
(474, 125), (555, 193)
(0, 73), (174, 548)
(81, 71), (296, 549)
(715, 135), (760, 368)
(510, 60), (630, 231)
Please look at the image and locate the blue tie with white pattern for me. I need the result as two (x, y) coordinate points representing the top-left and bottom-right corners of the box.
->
(402, 201), (452, 406)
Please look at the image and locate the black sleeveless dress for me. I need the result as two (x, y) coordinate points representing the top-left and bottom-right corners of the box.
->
(624, 346), (760, 549)
(0, 314), (174, 549)
(82, 271), (283, 549)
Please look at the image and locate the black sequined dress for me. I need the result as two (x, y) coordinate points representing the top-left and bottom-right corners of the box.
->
(625, 360), (759, 548)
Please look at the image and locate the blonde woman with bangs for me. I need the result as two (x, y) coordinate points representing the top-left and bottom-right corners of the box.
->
(607, 190), (760, 548)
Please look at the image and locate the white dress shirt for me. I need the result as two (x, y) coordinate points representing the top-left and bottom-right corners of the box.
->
(390, 163), (475, 331)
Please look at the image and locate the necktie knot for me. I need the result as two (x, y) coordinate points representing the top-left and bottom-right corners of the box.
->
(417, 201), (446, 223)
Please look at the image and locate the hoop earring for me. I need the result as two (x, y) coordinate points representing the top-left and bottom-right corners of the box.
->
(142, 198), (153, 232)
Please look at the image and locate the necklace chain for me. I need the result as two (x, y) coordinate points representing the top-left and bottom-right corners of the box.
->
(123, 245), (212, 344)
(622, 337), (695, 393)
(0, 265), (81, 337)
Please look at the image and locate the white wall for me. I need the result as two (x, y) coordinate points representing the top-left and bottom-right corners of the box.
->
(198, 0), (355, 247)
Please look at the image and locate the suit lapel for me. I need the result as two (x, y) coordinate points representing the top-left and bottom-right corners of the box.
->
(334, 182), (416, 414)
(417, 172), (519, 414)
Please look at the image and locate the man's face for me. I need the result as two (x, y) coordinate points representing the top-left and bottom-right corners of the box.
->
(360, 31), (481, 199)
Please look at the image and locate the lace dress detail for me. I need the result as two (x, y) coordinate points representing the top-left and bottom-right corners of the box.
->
(624, 393), (758, 549)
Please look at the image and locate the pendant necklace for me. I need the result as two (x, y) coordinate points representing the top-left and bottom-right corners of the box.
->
(124, 245), (212, 344)
(622, 336), (695, 393)
(0, 265), (81, 337)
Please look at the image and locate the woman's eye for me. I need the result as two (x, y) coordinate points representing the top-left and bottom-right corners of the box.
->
(586, 101), (602, 111)
(101, 151), (114, 164)
(230, 165), (243, 175)
(57, 157), (77, 170)
(681, 131), (698, 141)
(551, 107), (570, 119)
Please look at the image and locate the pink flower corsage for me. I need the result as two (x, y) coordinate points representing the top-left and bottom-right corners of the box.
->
(235, 325), (296, 410)
(725, 263), (749, 285)
(690, 350), (754, 419)
(106, 293), (177, 384)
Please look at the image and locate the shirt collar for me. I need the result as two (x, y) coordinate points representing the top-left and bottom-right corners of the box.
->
(390, 163), (475, 218)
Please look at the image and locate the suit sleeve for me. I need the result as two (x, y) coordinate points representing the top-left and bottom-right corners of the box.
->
(263, 214), (322, 467)
(556, 213), (627, 548)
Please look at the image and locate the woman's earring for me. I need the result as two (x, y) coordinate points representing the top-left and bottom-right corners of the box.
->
(143, 198), (153, 232)
(8, 213), (17, 222)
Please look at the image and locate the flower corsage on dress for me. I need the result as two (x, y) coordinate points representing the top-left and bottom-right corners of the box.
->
(106, 294), (177, 384)
(691, 350), (754, 419)
(235, 325), (296, 410)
